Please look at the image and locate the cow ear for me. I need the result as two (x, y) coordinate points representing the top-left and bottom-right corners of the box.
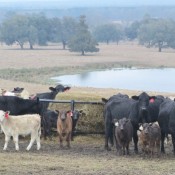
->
(139, 124), (143, 131)
(67, 110), (73, 117)
(55, 110), (59, 115)
(64, 87), (71, 91)
(132, 95), (139, 100)
(113, 119), (118, 126)
(149, 123), (153, 126)
(102, 98), (108, 103)
(49, 87), (56, 91)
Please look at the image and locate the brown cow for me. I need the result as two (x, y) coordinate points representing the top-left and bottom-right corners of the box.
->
(57, 110), (72, 148)
(138, 122), (161, 156)
(114, 118), (133, 155)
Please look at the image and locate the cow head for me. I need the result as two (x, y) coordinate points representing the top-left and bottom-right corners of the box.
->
(12, 87), (24, 93)
(114, 118), (130, 132)
(0, 110), (10, 122)
(132, 92), (156, 123)
(49, 84), (71, 94)
(59, 110), (72, 121)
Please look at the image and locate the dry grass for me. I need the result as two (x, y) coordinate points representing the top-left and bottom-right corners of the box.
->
(1, 42), (175, 69)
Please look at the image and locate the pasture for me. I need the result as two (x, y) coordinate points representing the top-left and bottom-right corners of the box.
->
(0, 42), (175, 174)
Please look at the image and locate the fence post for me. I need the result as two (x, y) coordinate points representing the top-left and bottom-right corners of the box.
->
(71, 100), (75, 111)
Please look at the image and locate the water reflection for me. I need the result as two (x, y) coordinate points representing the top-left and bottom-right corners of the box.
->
(51, 68), (175, 93)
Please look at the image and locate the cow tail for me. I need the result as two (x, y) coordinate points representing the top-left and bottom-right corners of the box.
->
(109, 110), (114, 146)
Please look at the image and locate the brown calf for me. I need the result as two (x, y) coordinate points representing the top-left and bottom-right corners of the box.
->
(139, 122), (161, 156)
(57, 110), (72, 148)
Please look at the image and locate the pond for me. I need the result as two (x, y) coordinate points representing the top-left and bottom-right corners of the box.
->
(51, 68), (175, 93)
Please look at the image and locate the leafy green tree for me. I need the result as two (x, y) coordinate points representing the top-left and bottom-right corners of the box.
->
(49, 17), (62, 43)
(125, 21), (140, 40)
(68, 16), (99, 55)
(93, 23), (123, 44)
(138, 18), (175, 52)
(61, 16), (77, 49)
(0, 15), (29, 49)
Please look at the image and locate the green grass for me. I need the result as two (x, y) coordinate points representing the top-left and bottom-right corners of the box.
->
(0, 62), (133, 85)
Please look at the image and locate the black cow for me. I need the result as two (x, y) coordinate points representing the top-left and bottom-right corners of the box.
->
(104, 95), (135, 150)
(0, 96), (40, 115)
(129, 92), (156, 153)
(42, 109), (59, 139)
(158, 98), (175, 154)
(71, 110), (84, 141)
(114, 118), (133, 155)
(102, 93), (129, 104)
(34, 84), (70, 111)
(104, 92), (156, 152)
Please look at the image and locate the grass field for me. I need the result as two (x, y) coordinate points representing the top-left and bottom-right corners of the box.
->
(0, 42), (175, 175)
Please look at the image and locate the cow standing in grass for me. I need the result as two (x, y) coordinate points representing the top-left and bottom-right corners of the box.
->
(114, 118), (133, 155)
(0, 110), (41, 151)
(57, 110), (72, 148)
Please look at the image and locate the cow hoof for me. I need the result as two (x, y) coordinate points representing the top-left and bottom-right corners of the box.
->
(105, 147), (111, 151)
(134, 150), (138, 154)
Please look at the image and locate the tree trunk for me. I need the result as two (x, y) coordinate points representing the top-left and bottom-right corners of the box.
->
(62, 40), (66, 50)
(20, 43), (23, 49)
(81, 50), (85, 55)
(30, 43), (33, 50)
(158, 41), (162, 52)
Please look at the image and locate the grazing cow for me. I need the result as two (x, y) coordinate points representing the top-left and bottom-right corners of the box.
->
(158, 98), (175, 154)
(0, 110), (41, 151)
(0, 96), (40, 115)
(42, 109), (58, 139)
(139, 122), (161, 156)
(12, 87), (30, 99)
(114, 118), (133, 155)
(57, 110), (72, 148)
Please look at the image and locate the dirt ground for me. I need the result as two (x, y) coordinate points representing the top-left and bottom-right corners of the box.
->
(1, 42), (175, 174)
(0, 133), (175, 175)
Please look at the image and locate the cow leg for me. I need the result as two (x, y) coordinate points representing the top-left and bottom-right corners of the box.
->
(58, 134), (63, 148)
(13, 135), (19, 151)
(133, 128), (138, 154)
(3, 135), (10, 150)
(36, 129), (41, 151)
(66, 133), (71, 148)
(105, 121), (112, 151)
(126, 144), (129, 155)
(171, 133), (175, 155)
(26, 132), (36, 151)
(160, 131), (165, 153)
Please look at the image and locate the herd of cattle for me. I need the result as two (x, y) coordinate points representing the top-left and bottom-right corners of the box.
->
(0, 84), (175, 157)
(102, 92), (175, 156)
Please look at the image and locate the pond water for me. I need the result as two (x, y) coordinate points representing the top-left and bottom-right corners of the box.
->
(51, 68), (175, 93)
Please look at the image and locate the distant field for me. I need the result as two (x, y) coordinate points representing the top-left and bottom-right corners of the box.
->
(1, 42), (175, 69)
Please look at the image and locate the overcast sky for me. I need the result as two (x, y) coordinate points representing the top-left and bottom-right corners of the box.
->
(1, 0), (175, 8)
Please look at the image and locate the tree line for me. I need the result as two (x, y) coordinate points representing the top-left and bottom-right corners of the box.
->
(1, 14), (175, 53)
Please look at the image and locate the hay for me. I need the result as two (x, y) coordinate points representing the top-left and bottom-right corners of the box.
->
(48, 90), (105, 133)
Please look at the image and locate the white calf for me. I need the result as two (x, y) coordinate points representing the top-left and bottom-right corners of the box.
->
(0, 110), (41, 151)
